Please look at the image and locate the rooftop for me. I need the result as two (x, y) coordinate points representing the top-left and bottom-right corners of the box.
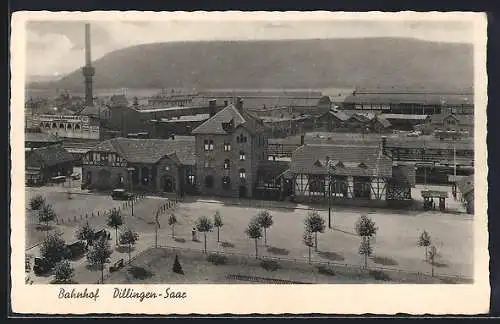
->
(379, 114), (430, 120)
(290, 144), (392, 177)
(89, 136), (196, 165)
(25, 132), (62, 143)
(29, 145), (74, 166)
(157, 114), (210, 123)
(344, 92), (473, 106)
(192, 104), (265, 135)
(456, 175), (474, 195)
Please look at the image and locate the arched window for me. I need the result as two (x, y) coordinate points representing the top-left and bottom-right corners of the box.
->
(52, 123), (57, 128)
(222, 176), (231, 191)
(59, 123), (65, 129)
(45, 123), (50, 128)
(75, 124), (81, 130)
(67, 123), (73, 130)
(204, 175), (214, 189)
(224, 159), (230, 169)
(39, 122), (44, 128)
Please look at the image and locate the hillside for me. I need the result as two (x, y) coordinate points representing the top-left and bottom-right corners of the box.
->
(33, 38), (473, 92)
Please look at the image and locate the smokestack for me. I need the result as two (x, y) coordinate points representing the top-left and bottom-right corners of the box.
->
(208, 99), (216, 118)
(300, 134), (305, 146)
(82, 23), (95, 107)
(381, 136), (387, 155)
(236, 97), (243, 111)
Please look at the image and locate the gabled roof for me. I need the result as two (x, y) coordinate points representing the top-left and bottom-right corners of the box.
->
(430, 113), (474, 127)
(324, 110), (350, 122)
(379, 114), (429, 121)
(348, 112), (374, 123)
(192, 104), (265, 135)
(25, 132), (62, 144)
(290, 144), (392, 177)
(89, 137), (196, 165)
(79, 105), (109, 117)
(30, 145), (74, 167)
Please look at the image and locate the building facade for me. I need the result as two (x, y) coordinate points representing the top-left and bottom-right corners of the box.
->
(192, 98), (267, 198)
(81, 137), (196, 196)
(26, 145), (75, 185)
(30, 114), (101, 140)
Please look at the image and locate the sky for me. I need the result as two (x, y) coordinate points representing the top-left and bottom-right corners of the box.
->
(25, 19), (475, 77)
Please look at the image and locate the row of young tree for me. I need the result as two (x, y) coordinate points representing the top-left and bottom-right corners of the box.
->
(30, 195), (57, 233)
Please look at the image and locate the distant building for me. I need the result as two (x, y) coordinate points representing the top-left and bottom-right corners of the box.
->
(81, 136), (196, 196)
(26, 145), (74, 185)
(316, 109), (350, 132)
(148, 114), (210, 138)
(30, 114), (101, 140)
(79, 104), (111, 121)
(369, 116), (392, 133)
(25, 131), (63, 150)
(379, 114), (430, 131)
(191, 98), (267, 198)
(429, 113), (474, 135)
(262, 115), (314, 138)
(342, 90), (473, 115)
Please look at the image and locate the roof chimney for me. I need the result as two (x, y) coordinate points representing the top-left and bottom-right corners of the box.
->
(381, 136), (387, 155)
(224, 100), (228, 107)
(236, 97), (243, 111)
(300, 134), (305, 146)
(208, 99), (216, 118)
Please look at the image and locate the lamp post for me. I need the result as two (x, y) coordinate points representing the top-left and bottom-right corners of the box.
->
(327, 161), (335, 229)
(127, 167), (135, 217)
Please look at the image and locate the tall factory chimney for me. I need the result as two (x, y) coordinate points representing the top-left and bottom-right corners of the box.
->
(82, 23), (95, 107)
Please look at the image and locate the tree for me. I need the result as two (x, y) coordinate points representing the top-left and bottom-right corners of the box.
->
(428, 245), (438, 277)
(213, 211), (224, 242)
(418, 230), (432, 262)
(40, 233), (67, 266)
(30, 195), (45, 211)
(87, 236), (113, 284)
(106, 209), (123, 245)
(305, 210), (326, 251)
(76, 221), (95, 246)
(38, 203), (56, 232)
(119, 228), (139, 263)
(256, 210), (274, 246)
(245, 218), (263, 259)
(168, 214), (177, 238)
(303, 227), (314, 264)
(196, 216), (213, 253)
(355, 215), (378, 239)
(359, 237), (373, 269)
(172, 254), (184, 274)
(53, 260), (74, 283)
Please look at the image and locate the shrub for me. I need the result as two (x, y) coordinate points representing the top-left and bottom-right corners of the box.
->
(173, 254), (184, 274)
(369, 270), (391, 281)
(30, 195), (45, 211)
(207, 253), (228, 265)
(317, 265), (336, 276)
(260, 259), (281, 272)
(128, 266), (153, 280)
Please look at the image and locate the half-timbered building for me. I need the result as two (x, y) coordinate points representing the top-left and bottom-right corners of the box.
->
(81, 136), (196, 197)
(287, 143), (415, 206)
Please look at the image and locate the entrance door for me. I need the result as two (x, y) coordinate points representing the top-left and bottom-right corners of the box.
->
(163, 176), (175, 193)
(239, 185), (247, 198)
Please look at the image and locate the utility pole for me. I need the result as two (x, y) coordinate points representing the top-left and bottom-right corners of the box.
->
(155, 210), (159, 248)
(127, 167), (135, 217)
(327, 161), (334, 229)
(67, 174), (72, 200)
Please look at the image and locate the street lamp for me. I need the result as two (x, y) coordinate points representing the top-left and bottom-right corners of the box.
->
(327, 161), (335, 229)
(127, 167), (135, 217)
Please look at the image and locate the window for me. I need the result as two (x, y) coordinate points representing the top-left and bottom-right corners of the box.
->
(204, 139), (214, 151)
(165, 165), (170, 171)
(75, 124), (81, 130)
(222, 176), (231, 190)
(204, 175), (214, 188)
(239, 151), (246, 161)
(86, 171), (92, 184)
(224, 142), (232, 152)
(237, 134), (247, 143)
(88, 152), (93, 162)
(188, 175), (195, 185)
(100, 153), (107, 162)
(224, 159), (230, 169)
(118, 173), (124, 184)
(239, 168), (246, 179)
(52, 123), (57, 128)
(204, 161), (210, 168)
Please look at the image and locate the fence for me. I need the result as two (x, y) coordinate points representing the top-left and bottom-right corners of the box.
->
(54, 194), (147, 226)
(154, 244), (472, 283)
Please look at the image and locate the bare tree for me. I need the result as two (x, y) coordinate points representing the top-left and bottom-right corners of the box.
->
(119, 228), (139, 263)
(305, 210), (326, 251)
(359, 237), (373, 269)
(428, 245), (438, 277)
(303, 227), (314, 264)
(106, 209), (123, 246)
(245, 218), (263, 259)
(213, 211), (224, 242)
(196, 216), (213, 253)
(256, 210), (274, 246)
(87, 236), (112, 284)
